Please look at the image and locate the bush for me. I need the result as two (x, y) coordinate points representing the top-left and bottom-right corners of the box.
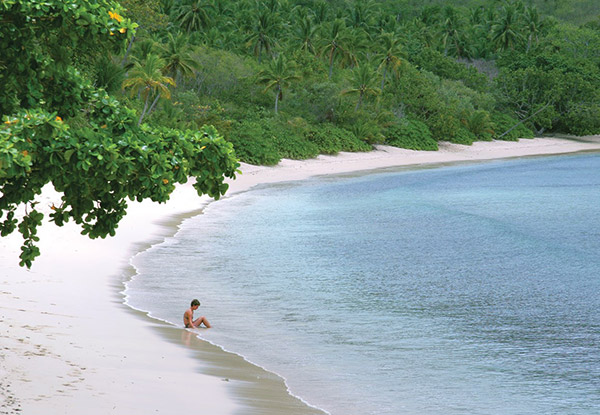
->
(451, 128), (477, 145)
(191, 47), (258, 101)
(462, 110), (494, 141)
(384, 119), (438, 151)
(227, 117), (339, 163)
(351, 121), (384, 145)
(410, 48), (490, 92)
(305, 124), (371, 154)
(226, 120), (280, 165)
(427, 112), (462, 142)
(491, 112), (535, 141)
(334, 107), (385, 144)
(271, 121), (320, 160)
(290, 81), (341, 123)
(557, 102), (600, 135)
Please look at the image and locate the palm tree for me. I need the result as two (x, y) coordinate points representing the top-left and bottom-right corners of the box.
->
(376, 32), (404, 93)
(160, 33), (198, 84)
(122, 54), (175, 125)
(346, 0), (375, 32)
(411, 18), (436, 49)
(483, 6), (497, 29)
(310, 1), (329, 24)
(342, 64), (380, 110)
(523, 6), (543, 53)
(375, 13), (401, 34)
(491, 4), (524, 52)
(341, 28), (367, 71)
(439, 6), (464, 57)
(257, 54), (300, 114)
(464, 6), (490, 58)
(318, 18), (353, 79)
(419, 5), (441, 26)
(293, 15), (318, 55)
(198, 0), (232, 32)
(245, 8), (281, 63)
(208, 0), (233, 19)
(468, 6), (485, 26)
(130, 38), (160, 64)
(159, 0), (175, 16)
(263, 0), (283, 13)
(175, 0), (211, 33)
(462, 110), (494, 138)
(95, 56), (126, 94)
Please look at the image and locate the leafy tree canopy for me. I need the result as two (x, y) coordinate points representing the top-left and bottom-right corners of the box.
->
(0, 0), (239, 267)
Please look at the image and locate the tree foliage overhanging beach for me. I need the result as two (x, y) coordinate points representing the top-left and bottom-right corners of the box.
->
(0, 0), (239, 267)
(1, 0), (600, 266)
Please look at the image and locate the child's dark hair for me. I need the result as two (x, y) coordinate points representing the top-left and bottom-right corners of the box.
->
(191, 299), (200, 307)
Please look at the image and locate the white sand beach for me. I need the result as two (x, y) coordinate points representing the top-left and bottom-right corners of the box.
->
(1, 136), (599, 415)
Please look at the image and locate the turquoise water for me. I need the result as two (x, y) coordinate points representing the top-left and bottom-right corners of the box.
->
(127, 153), (600, 415)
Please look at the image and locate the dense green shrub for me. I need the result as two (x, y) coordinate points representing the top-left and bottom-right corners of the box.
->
(305, 125), (341, 154)
(290, 82), (344, 123)
(227, 120), (280, 165)
(306, 124), (371, 154)
(462, 110), (494, 141)
(451, 128), (477, 145)
(384, 119), (438, 151)
(334, 106), (385, 145)
(190, 47), (258, 100)
(557, 102), (600, 136)
(350, 121), (385, 145)
(151, 92), (233, 133)
(270, 122), (320, 160)
(427, 113), (462, 142)
(410, 48), (490, 92)
(393, 66), (444, 121)
(490, 113), (535, 141)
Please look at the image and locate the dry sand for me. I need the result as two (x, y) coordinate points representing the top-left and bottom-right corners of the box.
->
(1, 136), (599, 415)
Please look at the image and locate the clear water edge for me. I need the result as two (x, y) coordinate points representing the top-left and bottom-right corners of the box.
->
(123, 152), (600, 415)
(122, 200), (332, 415)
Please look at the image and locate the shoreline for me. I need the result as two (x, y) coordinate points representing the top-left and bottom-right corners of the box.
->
(1, 136), (600, 414)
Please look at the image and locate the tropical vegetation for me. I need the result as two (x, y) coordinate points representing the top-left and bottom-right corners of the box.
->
(108, 0), (600, 164)
(2, 0), (600, 265)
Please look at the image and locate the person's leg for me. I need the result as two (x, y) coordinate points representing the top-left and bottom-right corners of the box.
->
(193, 316), (211, 328)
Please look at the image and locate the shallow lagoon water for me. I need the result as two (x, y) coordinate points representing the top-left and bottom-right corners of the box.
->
(127, 153), (600, 415)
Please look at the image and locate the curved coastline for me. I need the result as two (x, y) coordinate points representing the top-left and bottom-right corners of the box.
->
(122, 211), (330, 415)
(1, 137), (599, 415)
(121, 135), (600, 415)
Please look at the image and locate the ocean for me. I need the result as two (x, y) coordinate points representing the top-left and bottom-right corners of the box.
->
(125, 153), (600, 415)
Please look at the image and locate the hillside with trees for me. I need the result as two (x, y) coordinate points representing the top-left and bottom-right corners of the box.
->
(108, 0), (600, 165)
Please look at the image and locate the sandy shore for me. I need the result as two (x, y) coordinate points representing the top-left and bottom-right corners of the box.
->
(1, 136), (599, 415)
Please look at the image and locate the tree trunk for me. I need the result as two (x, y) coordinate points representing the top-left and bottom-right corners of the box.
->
(121, 33), (136, 67)
(328, 48), (335, 79)
(381, 66), (388, 92)
(195, 72), (207, 92)
(258, 41), (263, 64)
(138, 95), (150, 126)
(497, 103), (551, 139)
(355, 92), (363, 110)
(147, 93), (162, 117)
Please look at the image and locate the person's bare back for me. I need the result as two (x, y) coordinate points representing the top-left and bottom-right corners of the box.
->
(184, 299), (211, 328)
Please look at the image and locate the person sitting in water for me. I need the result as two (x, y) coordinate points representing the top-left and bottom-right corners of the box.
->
(183, 299), (211, 328)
